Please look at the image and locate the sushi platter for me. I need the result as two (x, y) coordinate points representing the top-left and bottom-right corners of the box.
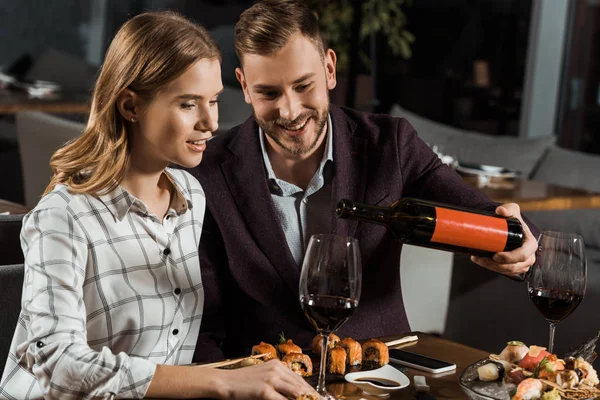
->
(195, 333), (417, 396)
(460, 336), (600, 400)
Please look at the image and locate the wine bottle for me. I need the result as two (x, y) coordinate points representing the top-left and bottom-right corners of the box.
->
(336, 198), (524, 257)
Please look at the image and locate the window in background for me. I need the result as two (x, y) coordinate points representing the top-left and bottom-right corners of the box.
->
(377, 0), (533, 137)
(557, 0), (600, 155)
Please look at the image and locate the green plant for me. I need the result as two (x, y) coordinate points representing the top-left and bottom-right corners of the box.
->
(306, 0), (415, 72)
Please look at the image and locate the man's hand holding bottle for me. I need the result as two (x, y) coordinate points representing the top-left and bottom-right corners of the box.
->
(470, 202), (538, 278)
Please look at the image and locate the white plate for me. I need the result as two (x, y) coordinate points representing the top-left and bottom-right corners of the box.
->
(456, 162), (519, 178)
(345, 364), (410, 396)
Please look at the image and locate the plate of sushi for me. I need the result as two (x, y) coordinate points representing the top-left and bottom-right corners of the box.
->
(460, 333), (600, 400)
(201, 333), (410, 395)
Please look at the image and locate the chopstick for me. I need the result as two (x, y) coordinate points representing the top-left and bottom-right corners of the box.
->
(385, 335), (418, 347)
(194, 353), (268, 369)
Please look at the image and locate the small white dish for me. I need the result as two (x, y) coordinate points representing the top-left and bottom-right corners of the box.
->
(455, 162), (519, 178)
(0, 71), (15, 89)
(345, 364), (410, 396)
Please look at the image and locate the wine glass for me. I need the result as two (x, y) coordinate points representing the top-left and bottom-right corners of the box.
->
(299, 234), (362, 399)
(527, 231), (587, 353)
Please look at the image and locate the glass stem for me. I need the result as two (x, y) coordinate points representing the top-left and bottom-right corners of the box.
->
(548, 322), (556, 353)
(316, 333), (329, 394)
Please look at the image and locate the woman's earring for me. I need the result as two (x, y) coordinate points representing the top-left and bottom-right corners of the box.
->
(131, 117), (137, 122)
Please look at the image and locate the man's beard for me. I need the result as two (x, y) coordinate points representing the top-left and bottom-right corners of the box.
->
(255, 105), (329, 156)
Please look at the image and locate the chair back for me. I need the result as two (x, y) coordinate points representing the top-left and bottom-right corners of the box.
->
(0, 264), (24, 376)
(26, 48), (98, 92)
(0, 213), (24, 265)
(16, 111), (85, 207)
(531, 145), (600, 193)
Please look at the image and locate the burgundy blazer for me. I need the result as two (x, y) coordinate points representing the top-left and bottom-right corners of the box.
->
(188, 105), (509, 360)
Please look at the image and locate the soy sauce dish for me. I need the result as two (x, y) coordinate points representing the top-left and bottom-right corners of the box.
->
(345, 364), (410, 396)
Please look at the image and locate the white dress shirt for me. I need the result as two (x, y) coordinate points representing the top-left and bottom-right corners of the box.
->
(259, 114), (334, 265)
(0, 168), (205, 399)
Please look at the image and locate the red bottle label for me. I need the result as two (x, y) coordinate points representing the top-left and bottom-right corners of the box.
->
(431, 207), (508, 253)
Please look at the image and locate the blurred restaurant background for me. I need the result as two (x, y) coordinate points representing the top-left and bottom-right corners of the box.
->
(1, 0), (599, 357)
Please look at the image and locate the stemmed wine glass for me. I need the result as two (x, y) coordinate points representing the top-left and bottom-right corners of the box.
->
(299, 234), (362, 399)
(527, 231), (587, 353)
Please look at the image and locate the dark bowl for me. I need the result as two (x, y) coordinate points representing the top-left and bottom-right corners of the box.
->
(459, 358), (515, 400)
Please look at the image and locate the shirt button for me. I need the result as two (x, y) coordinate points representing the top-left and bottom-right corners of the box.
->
(36, 341), (44, 348)
(163, 248), (171, 256)
(174, 288), (181, 295)
(172, 329), (179, 335)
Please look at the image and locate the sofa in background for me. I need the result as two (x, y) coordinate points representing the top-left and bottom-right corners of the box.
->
(389, 104), (600, 363)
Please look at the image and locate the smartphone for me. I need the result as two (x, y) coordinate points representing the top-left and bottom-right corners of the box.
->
(388, 348), (456, 374)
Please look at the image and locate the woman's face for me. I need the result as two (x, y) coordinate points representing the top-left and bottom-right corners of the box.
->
(130, 58), (223, 170)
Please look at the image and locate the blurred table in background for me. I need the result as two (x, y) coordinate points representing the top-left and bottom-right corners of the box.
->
(0, 199), (30, 214)
(463, 176), (600, 211)
(0, 88), (89, 114)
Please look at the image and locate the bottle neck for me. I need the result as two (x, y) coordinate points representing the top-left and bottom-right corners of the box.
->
(336, 200), (391, 226)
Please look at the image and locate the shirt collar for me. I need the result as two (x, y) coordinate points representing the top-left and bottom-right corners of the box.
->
(97, 169), (192, 221)
(259, 113), (334, 182)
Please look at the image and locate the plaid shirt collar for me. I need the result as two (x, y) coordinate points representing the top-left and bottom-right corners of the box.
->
(97, 169), (193, 222)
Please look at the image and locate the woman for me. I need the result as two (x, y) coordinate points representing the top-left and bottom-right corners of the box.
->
(0, 11), (316, 400)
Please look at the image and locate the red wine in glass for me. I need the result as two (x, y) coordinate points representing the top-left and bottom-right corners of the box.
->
(528, 287), (583, 323)
(527, 231), (586, 353)
(300, 294), (358, 334)
(299, 234), (362, 399)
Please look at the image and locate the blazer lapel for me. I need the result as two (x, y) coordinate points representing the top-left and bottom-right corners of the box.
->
(220, 119), (300, 294)
(329, 105), (368, 239)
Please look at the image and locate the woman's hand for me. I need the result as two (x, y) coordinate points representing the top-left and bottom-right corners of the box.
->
(470, 202), (537, 277)
(218, 359), (318, 400)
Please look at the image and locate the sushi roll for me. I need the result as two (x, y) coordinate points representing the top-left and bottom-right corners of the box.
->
(555, 370), (580, 389)
(498, 341), (529, 364)
(477, 360), (511, 382)
(239, 357), (265, 367)
(296, 395), (319, 400)
(327, 346), (347, 375)
(251, 341), (278, 361)
(282, 352), (313, 377)
(277, 339), (302, 358)
(338, 338), (362, 366)
(572, 357), (599, 387)
(362, 338), (389, 367)
(311, 333), (341, 355)
(512, 378), (544, 400)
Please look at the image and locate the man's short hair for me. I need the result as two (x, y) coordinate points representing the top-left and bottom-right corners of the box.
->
(235, 0), (325, 65)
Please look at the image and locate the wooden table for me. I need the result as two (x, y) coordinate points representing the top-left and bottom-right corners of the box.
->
(184, 333), (487, 400)
(463, 176), (600, 211)
(0, 88), (90, 114)
(324, 333), (487, 399)
(0, 199), (30, 214)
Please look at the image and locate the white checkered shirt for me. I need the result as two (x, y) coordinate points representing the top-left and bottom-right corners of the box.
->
(0, 168), (205, 399)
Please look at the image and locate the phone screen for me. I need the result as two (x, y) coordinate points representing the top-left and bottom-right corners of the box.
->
(388, 349), (456, 373)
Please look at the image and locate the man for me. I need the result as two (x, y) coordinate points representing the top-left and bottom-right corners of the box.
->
(189, 0), (538, 360)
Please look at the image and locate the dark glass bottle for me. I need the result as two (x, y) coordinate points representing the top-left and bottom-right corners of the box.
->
(336, 198), (524, 257)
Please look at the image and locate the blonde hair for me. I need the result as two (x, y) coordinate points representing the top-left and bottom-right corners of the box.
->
(234, 0), (324, 65)
(45, 11), (220, 196)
